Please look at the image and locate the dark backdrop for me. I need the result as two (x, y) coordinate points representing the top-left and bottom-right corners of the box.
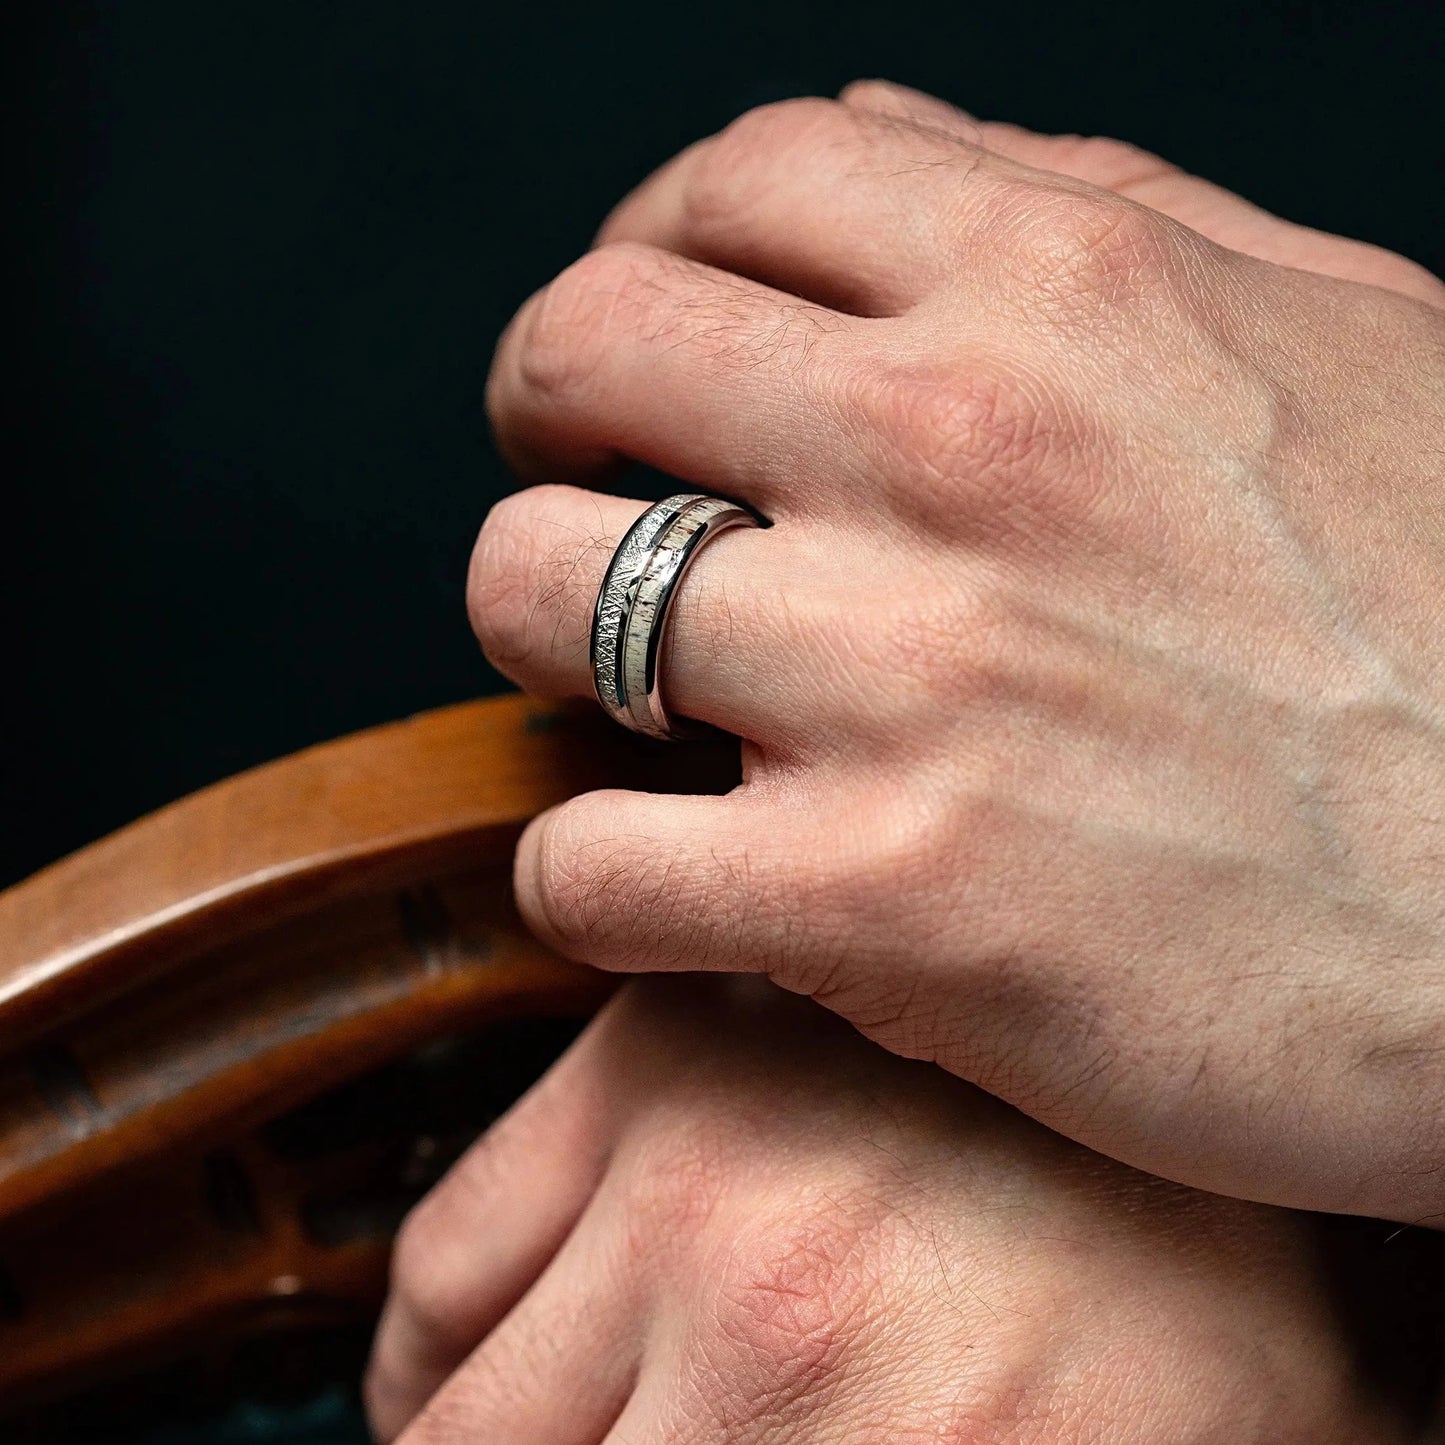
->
(5, 0), (1443, 888)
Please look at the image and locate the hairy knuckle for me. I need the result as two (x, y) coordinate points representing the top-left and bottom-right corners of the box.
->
(527, 228), (842, 388)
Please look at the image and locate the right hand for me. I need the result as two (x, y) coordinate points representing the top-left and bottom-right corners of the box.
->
(366, 977), (1416, 1443)
(470, 84), (1445, 1223)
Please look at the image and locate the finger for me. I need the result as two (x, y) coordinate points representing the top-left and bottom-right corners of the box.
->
(843, 79), (1445, 307)
(466, 484), (843, 744)
(838, 76), (1306, 242)
(514, 788), (824, 986)
(485, 241), (868, 515)
(594, 97), (964, 316)
(366, 1019), (619, 1442)
(595, 96), (1054, 318)
(395, 1199), (642, 1445)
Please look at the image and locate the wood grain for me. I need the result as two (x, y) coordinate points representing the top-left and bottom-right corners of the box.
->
(0, 694), (724, 1050)
(0, 693), (738, 1411)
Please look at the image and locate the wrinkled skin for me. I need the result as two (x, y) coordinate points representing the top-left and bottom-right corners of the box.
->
(366, 977), (1411, 1443)
(469, 81), (1445, 1223)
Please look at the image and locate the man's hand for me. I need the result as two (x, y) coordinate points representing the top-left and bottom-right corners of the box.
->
(468, 81), (1445, 1224)
(365, 977), (1406, 1443)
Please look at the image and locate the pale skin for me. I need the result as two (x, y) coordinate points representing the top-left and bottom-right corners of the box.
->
(365, 976), (1416, 1443)
(466, 80), (1445, 1224)
(371, 80), (1445, 1439)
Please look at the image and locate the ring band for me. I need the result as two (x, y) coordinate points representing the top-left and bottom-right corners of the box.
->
(590, 493), (760, 740)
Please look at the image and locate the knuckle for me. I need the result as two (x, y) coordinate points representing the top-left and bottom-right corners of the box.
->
(1383, 251), (1445, 308)
(849, 359), (1069, 508)
(850, 358), (1104, 539)
(442, 1099), (541, 1210)
(466, 486), (604, 676)
(793, 779), (1029, 1050)
(1332, 239), (1445, 309)
(387, 1201), (472, 1361)
(687, 98), (843, 231)
(515, 228), (843, 391)
(513, 242), (665, 403)
(465, 489), (545, 661)
(1005, 187), (1178, 320)
(709, 1191), (887, 1412)
(616, 1114), (733, 1259)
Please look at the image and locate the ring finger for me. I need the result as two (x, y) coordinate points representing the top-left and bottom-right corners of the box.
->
(467, 483), (852, 744)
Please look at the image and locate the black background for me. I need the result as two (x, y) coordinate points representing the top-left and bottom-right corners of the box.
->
(5, 0), (1443, 887)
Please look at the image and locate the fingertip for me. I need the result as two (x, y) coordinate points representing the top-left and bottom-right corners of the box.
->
(514, 801), (573, 959)
(515, 791), (646, 966)
(515, 788), (776, 976)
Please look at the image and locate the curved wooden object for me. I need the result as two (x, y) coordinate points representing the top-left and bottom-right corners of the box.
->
(0, 694), (737, 1415)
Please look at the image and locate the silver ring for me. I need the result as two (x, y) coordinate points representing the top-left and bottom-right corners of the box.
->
(590, 493), (760, 740)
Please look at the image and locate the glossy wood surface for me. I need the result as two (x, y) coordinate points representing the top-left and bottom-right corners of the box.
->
(0, 694), (737, 1413)
(0, 695), (664, 1051)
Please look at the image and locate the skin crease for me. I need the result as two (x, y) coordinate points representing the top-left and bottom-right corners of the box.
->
(467, 81), (1445, 1224)
(365, 976), (1414, 1444)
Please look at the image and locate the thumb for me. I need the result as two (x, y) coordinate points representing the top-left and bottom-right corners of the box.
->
(841, 79), (1444, 308)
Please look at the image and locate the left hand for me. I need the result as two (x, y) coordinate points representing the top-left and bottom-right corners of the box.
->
(468, 81), (1445, 1222)
(364, 977), (1406, 1444)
